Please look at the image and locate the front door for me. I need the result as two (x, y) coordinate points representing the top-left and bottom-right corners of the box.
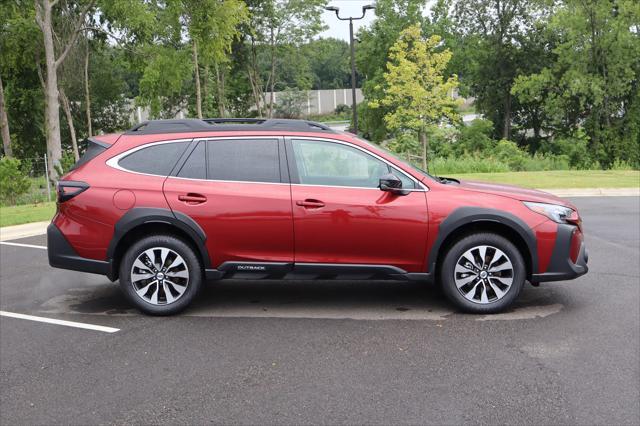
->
(164, 137), (294, 268)
(287, 138), (429, 272)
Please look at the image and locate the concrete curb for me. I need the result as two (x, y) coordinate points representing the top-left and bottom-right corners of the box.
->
(543, 188), (640, 197)
(0, 188), (637, 241)
(0, 221), (50, 242)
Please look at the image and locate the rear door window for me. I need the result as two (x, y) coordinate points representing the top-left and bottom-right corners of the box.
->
(118, 142), (188, 176)
(207, 139), (280, 183)
(177, 141), (207, 179)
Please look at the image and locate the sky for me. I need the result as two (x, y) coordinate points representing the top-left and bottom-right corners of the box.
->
(320, 0), (378, 41)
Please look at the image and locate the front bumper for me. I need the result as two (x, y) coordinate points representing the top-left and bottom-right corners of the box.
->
(47, 223), (113, 279)
(531, 223), (588, 283)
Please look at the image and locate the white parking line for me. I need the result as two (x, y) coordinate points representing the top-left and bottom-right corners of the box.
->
(0, 311), (119, 333)
(0, 241), (47, 250)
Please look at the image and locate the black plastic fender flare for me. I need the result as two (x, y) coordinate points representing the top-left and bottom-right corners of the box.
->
(426, 207), (539, 275)
(106, 207), (212, 270)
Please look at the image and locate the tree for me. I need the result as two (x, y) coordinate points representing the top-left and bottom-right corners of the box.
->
(0, 73), (11, 157)
(244, 0), (326, 117)
(356, 0), (429, 141)
(370, 24), (459, 170)
(35, 0), (95, 181)
(453, 0), (545, 141)
(302, 38), (350, 90)
(512, 0), (640, 167)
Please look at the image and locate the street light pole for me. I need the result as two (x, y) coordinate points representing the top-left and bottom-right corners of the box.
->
(349, 18), (357, 133)
(326, 4), (375, 134)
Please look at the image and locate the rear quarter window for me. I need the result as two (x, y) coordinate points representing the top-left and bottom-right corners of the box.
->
(118, 142), (188, 176)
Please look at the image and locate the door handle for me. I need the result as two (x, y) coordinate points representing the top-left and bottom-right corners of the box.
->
(178, 193), (207, 204)
(296, 199), (325, 208)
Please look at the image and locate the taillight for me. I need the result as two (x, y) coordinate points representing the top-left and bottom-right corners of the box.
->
(57, 180), (89, 202)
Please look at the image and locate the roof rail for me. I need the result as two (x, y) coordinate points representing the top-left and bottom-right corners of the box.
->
(125, 118), (335, 135)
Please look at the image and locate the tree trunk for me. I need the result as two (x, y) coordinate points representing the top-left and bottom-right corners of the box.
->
(192, 39), (202, 119)
(202, 64), (209, 117)
(214, 62), (226, 117)
(268, 28), (275, 118)
(84, 43), (92, 137)
(502, 91), (512, 140)
(419, 129), (428, 172)
(0, 72), (12, 157)
(59, 88), (79, 161)
(37, 0), (63, 182)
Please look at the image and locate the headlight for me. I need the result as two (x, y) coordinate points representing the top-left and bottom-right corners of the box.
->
(523, 201), (576, 224)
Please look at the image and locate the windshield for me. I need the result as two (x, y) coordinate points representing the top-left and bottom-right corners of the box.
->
(351, 136), (438, 182)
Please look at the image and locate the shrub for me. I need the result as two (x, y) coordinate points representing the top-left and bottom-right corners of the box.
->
(491, 139), (529, 171)
(454, 119), (495, 155)
(0, 157), (32, 206)
(334, 104), (351, 114)
(546, 133), (592, 169)
(274, 89), (307, 119)
(429, 155), (510, 174)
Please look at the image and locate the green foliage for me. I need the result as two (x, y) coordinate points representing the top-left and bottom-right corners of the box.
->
(370, 24), (459, 133)
(454, 119), (494, 155)
(511, 0), (640, 168)
(274, 89), (307, 118)
(0, 157), (31, 205)
(430, 156), (510, 174)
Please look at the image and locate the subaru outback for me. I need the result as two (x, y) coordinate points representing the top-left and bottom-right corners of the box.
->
(48, 118), (588, 315)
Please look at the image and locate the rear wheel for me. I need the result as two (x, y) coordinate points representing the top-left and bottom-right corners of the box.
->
(119, 235), (202, 315)
(440, 232), (525, 314)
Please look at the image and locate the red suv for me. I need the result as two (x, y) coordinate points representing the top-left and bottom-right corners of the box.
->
(48, 119), (588, 315)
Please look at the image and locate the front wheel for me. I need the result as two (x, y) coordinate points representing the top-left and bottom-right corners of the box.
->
(440, 233), (526, 314)
(119, 235), (202, 315)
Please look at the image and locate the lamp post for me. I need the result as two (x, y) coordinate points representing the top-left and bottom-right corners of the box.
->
(325, 4), (375, 134)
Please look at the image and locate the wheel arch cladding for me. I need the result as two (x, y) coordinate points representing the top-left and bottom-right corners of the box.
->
(428, 207), (538, 277)
(107, 208), (211, 280)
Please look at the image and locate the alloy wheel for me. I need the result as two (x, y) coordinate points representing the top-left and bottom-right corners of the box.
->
(130, 247), (189, 305)
(454, 245), (514, 304)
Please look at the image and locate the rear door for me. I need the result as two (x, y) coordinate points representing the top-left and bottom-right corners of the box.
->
(163, 137), (294, 269)
(287, 137), (429, 272)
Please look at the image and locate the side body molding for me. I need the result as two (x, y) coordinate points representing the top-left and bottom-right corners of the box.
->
(107, 208), (212, 270)
(427, 207), (539, 275)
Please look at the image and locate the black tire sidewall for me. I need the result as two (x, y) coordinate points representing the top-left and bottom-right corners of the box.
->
(440, 233), (525, 314)
(119, 235), (202, 315)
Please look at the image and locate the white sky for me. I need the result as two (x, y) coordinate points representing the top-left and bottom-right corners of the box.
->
(320, 0), (378, 41)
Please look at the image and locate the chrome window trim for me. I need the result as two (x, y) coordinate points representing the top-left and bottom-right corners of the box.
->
(288, 136), (428, 192)
(106, 135), (428, 192)
(106, 138), (194, 178)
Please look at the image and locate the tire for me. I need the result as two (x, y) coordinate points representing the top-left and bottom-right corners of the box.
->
(119, 235), (202, 315)
(440, 232), (525, 314)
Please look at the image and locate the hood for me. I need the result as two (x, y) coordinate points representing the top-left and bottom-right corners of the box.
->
(454, 179), (576, 209)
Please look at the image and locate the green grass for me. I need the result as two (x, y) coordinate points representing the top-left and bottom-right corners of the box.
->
(0, 202), (56, 227)
(452, 170), (640, 189)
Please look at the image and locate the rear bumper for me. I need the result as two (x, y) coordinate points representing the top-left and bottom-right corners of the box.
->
(47, 223), (114, 279)
(531, 223), (588, 283)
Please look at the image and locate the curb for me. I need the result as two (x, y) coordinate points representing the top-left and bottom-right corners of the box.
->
(542, 188), (640, 197)
(0, 221), (50, 242)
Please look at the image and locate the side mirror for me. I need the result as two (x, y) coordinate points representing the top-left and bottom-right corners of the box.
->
(379, 173), (409, 196)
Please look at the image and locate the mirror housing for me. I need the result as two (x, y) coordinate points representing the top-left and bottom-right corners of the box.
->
(379, 173), (409, 196)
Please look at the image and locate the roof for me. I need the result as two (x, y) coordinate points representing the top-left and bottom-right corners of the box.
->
(125, 118), (336, 135)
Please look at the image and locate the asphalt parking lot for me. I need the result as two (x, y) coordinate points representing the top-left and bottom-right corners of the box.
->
(1, 196), (639, 425)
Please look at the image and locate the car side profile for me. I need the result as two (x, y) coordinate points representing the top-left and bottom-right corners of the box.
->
(48, 118), (588, 315)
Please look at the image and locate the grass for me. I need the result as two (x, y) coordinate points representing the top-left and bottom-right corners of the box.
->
(0, 202), (56, 227)
(452, 170), (640, 189)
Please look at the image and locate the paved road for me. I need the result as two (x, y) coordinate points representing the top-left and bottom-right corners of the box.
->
(1, 197), (638, 425)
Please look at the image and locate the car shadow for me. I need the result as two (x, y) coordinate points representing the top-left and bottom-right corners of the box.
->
(36, 277), (568, 320)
